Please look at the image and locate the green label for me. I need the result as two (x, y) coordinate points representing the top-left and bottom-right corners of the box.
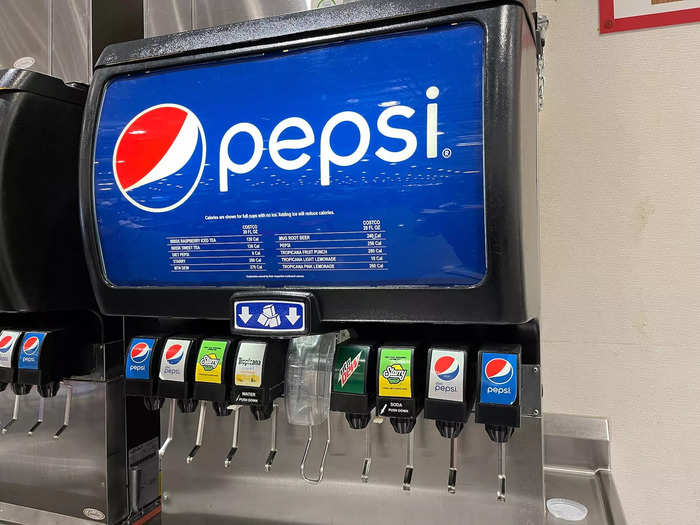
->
(379, 347), (412, 398)
(195, 340), (227, 383)
(333, 344), (368, 394)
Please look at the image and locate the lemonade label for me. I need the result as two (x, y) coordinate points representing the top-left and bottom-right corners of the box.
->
(379, 347), (412, 398)
(195, 340), (227, 383)
(234, 341), (266, 387)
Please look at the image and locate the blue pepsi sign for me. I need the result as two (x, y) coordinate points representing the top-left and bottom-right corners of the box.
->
(18, 332), (47, 370)
(93, 23), (485, 288)
(126, 338), (156, 380)
(480, 352), (518, 406)
(234, 300), (305, 333)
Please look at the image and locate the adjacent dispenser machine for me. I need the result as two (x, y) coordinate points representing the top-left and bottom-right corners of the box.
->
(80, 0), (542, 523)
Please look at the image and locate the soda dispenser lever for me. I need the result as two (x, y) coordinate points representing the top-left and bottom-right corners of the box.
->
(53, 382), (72, 439)
(330, 342), (377, 482)
(475, 345), (521, 502)
(300, 418), (331, 484)
(186, 401), (207, 463)
(229, 339), (286, 471)
(187, 338), (235, 464)
(376, 344), (425, 491)
(28, 397), (45, 435)
(156, 337), (201, 458)
(2, 394), (20, 434)
(424, 347), (476, 494)
(224, 405), (242, 468)
(286, 334), (335, 484)
(0, 330), (23, 433)
(264, 403), (279, 472)
(159, 398), (177, 458)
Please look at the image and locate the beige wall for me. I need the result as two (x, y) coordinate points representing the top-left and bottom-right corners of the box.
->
(537, 1), (700, 523)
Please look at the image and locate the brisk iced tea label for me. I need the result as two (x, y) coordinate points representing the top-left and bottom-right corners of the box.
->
(333, 344), (368, 395)
(195, 340), (227, 384)
(234, 341), (266, 388)
(378, 347), (412, 398)
(428, 349), (464, 402)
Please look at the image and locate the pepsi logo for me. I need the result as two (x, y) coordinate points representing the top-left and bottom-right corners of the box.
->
(130, 342), (152, 364)
(113, 104), (206, 213)
(434, 355), (460, 381)
(165, 344), (184, 365)
(0, 335), (13, 353)
(23, 336), (40, 356)
(485, 358), (513, 385)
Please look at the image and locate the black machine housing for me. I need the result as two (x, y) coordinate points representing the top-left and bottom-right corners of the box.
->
(79, 0), (540, 326)
(0, 69), (94, 313)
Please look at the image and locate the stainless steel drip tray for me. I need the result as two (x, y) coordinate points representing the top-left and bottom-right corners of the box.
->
(544, 414), (627, 525)
(159, 410), (624, 525)
(160, 404), (546, 525)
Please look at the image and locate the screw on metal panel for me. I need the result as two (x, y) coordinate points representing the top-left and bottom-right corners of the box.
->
(605, 20), (614, 29)
(533, 367), (539, 373)
(533, 409), (540, 416)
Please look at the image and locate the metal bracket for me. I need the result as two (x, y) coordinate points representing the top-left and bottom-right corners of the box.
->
(535, 13), (549, 111)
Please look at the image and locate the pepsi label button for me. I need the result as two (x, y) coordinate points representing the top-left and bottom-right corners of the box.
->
(18, 332), (47, 370)
(159, 338), (192, 383)
(427, 349), (465, 403)
(126, 338), (156, 380)
(480, 352), (518, 406)
(0, 330), (22, 368)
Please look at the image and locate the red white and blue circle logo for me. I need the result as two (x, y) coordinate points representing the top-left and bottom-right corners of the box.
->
(434, 355), (460, 381)
(0, 335), (13, 353)
(485, 358), (513, 385)
(130, 342), (152, 364)
(113, 104), (206, 213)
(23, 336), (40, 356)
(165, 344), (184, 365)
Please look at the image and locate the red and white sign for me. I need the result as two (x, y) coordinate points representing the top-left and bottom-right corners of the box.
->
(600, 0), (700, 33)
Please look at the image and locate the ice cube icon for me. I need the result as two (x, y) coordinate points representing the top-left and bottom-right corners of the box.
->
(258, 304), (281, 328)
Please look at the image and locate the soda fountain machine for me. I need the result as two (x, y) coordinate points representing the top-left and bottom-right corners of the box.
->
(80, 0), (548, 523)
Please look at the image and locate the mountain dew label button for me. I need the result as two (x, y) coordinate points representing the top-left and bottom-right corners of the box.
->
(333, 344), (368, 394)
(195, 340), (227, 383)
(379, 347), (412, 398)
(235, 341), (266, 387)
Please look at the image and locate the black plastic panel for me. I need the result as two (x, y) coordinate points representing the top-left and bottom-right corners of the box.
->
(80, 0), (539, 324)
(0, 69), (93, 313)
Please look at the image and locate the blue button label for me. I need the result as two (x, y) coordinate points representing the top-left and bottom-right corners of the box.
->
(126, 338), (156, 380)
(18, 332), (47, 370)
(480, 352), (518, 406)
(234, 301), (305, 332)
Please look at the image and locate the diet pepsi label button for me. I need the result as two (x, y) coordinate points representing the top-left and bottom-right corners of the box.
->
(480, 352), (518, 406)
(0, 330), (22, 368)
(126, 338), (156, 380)
(428, 349), (464, 403)
(234, 301), (305, 333)
(159, 338), (192, 382)
(18, 332), (47, 370)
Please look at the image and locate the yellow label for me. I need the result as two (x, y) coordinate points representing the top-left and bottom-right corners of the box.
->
(378, 348), (412, 398)
(194, 340), (227, 384)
